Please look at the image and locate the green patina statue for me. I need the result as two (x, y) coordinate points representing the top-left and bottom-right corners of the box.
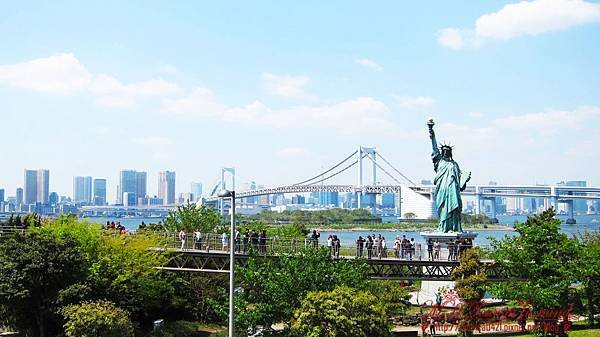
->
(428, 119), (471, 233)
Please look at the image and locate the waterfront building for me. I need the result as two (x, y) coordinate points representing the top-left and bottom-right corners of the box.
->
(16, 188), (23, 205)
(244, 181), (258, 204)
(93, 178), (107, 206)
(291, 194), (305, 204)
(178, 192), (193, 204)
(24, 169), (50, 205)
(381, 193), (395, 209)
(318, 191), (339, 207)
(123, 192), (137, 206)
(0, 188), (4, 204)
(24, 170), (37, 204)
(119, 170), (147, 205)
(158, 171), (176, 205)
(190, 182), (202, 201)
(73, 176), (93, 204)
(36, 169), (49, 204)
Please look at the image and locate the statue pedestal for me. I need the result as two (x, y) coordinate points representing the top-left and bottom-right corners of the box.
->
(419, 230), (478, 247)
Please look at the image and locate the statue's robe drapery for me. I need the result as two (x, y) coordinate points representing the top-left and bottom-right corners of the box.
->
(432, 148), (469, 232)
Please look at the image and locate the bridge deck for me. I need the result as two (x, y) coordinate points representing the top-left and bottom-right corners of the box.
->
(158, 249), (508, 281)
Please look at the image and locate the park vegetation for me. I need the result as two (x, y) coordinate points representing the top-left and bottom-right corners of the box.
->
(1, 206), (598, 336)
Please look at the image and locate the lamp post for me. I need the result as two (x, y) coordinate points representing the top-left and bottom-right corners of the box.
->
(218, 189), (235, 337)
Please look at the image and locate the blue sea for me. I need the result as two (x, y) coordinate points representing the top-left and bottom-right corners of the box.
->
(84, 214), (600, 248)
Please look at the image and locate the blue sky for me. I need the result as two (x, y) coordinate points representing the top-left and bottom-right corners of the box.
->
(1, 0), (599, 200)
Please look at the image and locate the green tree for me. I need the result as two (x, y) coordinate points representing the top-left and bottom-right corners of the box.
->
(489, 209), (579, 333)
(452, 248), (487, 337)
(34, 217), (175, 331)
(290, 285), (390, 337)
(576, 232), (600, 327)
(235, 248), (369, 334)
(403, 212), (417, 219)
(163, 202), (221, 232)
(61, 300), (134, 337)
(0, 231), (88, 337)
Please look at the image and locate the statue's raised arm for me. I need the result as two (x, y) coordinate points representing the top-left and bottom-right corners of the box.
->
(428, 118), (440, 169)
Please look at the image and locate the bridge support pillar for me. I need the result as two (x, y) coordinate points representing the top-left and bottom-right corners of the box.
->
(475, 186), (481, 215)
(565, 200), (576, 224)
(489, 197), (498, 223)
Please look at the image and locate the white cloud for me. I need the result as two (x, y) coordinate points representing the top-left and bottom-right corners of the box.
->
(493, 106), (600, 135)
(436, 28), (467, 50)
(0, 53), (92, 93)
(355, 58), (383, 71)
(476, 0), (600, 40)
(276, 147), (311, 158)
(0, 54), (180, 107)
(159, 64), (178, 75)
(89, 75), (180, 107)
(394, 95), (435, 109)
(161, 91), (396, 134)
(437, 0), (600, 49)
(262, 72), (314, 99)
(131, 136), (174, 146)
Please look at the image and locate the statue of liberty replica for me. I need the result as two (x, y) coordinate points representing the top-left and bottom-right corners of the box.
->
(428, 118), (471, 233)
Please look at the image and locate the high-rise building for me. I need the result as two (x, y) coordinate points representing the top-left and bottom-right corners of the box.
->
(16, 188), (23, 205)
(158, 171), (176, 205)
(24, 170), (37, 204)
(291, 194), (305, 204)
(25, 169), (50, 204)
(136, 172), (147, 201)
(318, 191), (339, 207)
(36, 169), (49, 204)
(123, 192), (137, 206)
(73, 176), (93, 204)
(119, 170), (147, 205)
(0, 188), (4, 204)
(93, 179), (107, 206)
(190, 182), (203, 201)
(381, 193), (395, 208)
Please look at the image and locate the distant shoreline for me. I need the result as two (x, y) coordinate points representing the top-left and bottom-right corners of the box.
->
(312, 225), (515, 232)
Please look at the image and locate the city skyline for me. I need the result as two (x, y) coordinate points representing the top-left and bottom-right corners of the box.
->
(0, 1), (599, 198)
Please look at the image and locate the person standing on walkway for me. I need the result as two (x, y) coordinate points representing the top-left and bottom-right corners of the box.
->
(427, 239), (434, 260)
(332, 235), (340, 258)
(310, 230), (320, 249)
(259, 230), (267, 255)
(242, 230), (249, 254)
(356, 236), (365, 257)
(327, 235), (333, 256)
(194, 230), (202, 250)
(381, 236), (387, 258)
(179, 229), (186, 250)
(366, 235), (373, 259)
(222, 232), (229, 252)
(433, 240), (441, 260)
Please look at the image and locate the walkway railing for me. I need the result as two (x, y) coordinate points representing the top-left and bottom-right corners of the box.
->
(164, 232), (495, 261)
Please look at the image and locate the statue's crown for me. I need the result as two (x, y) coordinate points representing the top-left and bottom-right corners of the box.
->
(440, 142), (453, 151)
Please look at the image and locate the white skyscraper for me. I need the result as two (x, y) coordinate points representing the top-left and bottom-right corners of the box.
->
(73, 176), (93, 204)
(158, 171), (176, 205)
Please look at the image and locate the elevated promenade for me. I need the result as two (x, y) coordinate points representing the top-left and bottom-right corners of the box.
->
(156, 233), (511, 281)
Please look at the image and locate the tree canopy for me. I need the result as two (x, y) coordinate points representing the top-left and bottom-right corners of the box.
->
(61, 300), (134, 337)
(290, 285), (391, 337)
(489, 209), (579, 311)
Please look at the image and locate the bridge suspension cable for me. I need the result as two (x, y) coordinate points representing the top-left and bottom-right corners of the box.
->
(376, 153), (417, 186)
(306, 153), (367, 186)
(365, 155), (404, 186)
(293, 150), (358, 186)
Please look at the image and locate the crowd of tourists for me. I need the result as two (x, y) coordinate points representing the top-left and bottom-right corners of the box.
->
(177, 228), (270, 255)
(102, 221), (129, 234)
